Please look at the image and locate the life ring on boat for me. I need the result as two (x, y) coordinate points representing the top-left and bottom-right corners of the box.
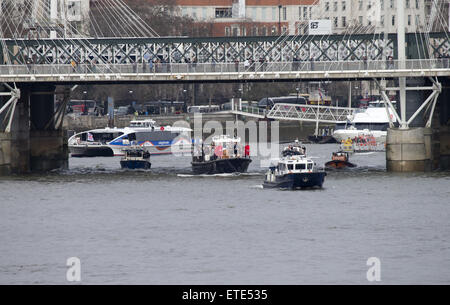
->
(302, 177), (309, 183)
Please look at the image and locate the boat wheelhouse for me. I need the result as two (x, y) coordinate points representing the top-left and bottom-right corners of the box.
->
(120, 147), (151, 170)
(325, 151), (356, 169)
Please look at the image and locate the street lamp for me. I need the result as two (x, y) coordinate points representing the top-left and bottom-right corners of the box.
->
(182, 89), (187, 113)
(83, 91), (87, 115)
(278, 5), (282, 35)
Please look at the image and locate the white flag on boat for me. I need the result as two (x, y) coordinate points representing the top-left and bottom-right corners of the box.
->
(87, 132), (94, 142)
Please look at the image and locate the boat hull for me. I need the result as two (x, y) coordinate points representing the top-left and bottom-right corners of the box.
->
(69, 145), (114, 157)
(332, 130), (386, 144)
(325, 160), (356, 169)
(191, 158), (252, 174)
(120, 160), (151, 170)
(263, 172), (327, 189)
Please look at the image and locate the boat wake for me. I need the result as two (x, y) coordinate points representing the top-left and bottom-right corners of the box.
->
(177, 172), (262, 178)
(354, 152), (377, 156)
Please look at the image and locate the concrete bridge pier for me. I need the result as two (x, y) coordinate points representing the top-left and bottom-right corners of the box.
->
(0, 84), (68, 175)
(386, 78), (438, 172)
(438, 78), (450, 170)
(386, 127), (434, 172)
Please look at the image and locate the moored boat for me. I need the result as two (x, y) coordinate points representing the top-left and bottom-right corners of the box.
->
(191, 135), (252, 174)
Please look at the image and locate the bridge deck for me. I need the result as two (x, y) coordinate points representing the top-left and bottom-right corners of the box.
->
(0, 60), (449, 83)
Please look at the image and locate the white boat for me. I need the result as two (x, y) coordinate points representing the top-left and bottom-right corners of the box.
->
(68, 127), (126, 157)
(68, 119), (192, 157)
(108, 119), (192, 156)
(332, 101), (397, 144)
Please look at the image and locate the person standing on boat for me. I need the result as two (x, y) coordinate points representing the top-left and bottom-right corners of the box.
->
(245, 144), (250, 158)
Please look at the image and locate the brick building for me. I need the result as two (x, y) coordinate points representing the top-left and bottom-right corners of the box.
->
(175, 0), (317, 36)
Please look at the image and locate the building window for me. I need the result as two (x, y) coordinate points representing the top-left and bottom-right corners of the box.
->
(252, 26), (258, 36)
(192, 7), (197, 19)
(367, 1), (372, 10)
(215, 8), (232, 18)
(262, 7), (267, 20)
(272, 7), (277, 20)
(252, 7), (257, 19)
(408, 15), (411, 26)
(358, 0), (363, 10)
(359, 16), (363, 24)
(334, 1), (338, 12)
(392, 15), (395, 26)
(304, 7), (308, 20)
(283, 7), (287, 20)
(67, 1), (81, 19)
(390, 0), (394, 9)
(416, 0), (420, 9)
(380, 15), (385, 26)
(334, 17), (338, 27)
(261, 26), (267, 36)
(380, 0), (384, 10)
(181, 7), (188, 16)
(406, 0), (410, 9)
(342, 16), (346, 27)
(225, 27), (230, 36)
(415, 15), (420, 27)
(202, 8), (207, 20)
(325, 2), (330, 11)
(232, 27), (239, 36)
(342, 1), (346, 11)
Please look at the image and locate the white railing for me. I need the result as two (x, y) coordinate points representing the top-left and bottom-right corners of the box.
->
(0, 59), (449, 76)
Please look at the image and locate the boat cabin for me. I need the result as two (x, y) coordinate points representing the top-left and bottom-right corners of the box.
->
(331, 151), (349, 162)
(270, 156), (315, 176)
(129, 119), (158, 129)
(122, 148), (150, 161)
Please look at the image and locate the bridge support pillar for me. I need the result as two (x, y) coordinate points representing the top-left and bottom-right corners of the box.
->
(438, 78), (450, 170)
(29, 85), (68, 172)
(0, 86), (31, 175)
(386, 127), (435, 172)
(0, 84), (68, 175)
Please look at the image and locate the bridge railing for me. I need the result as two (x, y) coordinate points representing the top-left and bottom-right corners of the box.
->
(0, 59), (448, 76)
(236, 104), (267, 117)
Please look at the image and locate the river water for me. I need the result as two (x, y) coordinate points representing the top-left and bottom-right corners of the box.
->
(1, 144), (450, 284)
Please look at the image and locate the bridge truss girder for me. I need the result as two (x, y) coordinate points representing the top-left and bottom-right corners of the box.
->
(1, 33), (447, 66)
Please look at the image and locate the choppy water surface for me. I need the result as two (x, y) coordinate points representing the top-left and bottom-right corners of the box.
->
(1, 144), (449, 284)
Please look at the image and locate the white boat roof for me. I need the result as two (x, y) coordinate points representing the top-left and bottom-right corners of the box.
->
(212, 135), (241, 143)
(350, 107), (397, 123)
